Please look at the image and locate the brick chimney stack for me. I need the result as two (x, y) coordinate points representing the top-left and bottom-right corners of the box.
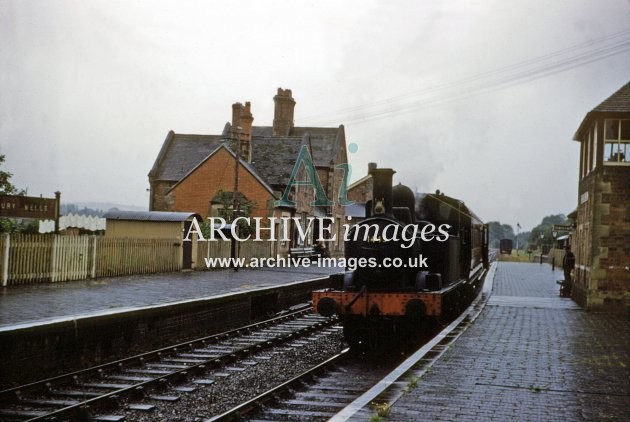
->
(231, 102), (244, 131)
(273, 88), (296, 136)
(240, 102), (254, 162)
(230, 101), (254, 162)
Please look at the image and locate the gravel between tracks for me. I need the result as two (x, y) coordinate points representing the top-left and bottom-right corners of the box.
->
(119, 329), (345, 421)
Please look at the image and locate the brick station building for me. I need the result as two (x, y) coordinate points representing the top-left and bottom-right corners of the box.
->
(571, 81), (630, 310)
(148, 88), (349, 256)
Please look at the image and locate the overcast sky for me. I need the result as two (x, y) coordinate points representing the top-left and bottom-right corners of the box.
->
(1, 0), (629, 231)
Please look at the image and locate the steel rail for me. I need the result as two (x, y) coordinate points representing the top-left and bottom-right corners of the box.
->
(24, 314), (335, 421)
(209, 261), (497, 422)
(207, 348), (350, 421)
(330, 261), (497, 421)
(1, 303), (338, 421)
(0, 303), (312, 399)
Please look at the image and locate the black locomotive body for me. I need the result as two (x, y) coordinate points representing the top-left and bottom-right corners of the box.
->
(313, 166), (488, 350)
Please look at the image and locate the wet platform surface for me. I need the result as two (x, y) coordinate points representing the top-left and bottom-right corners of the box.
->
(385, 262), (629, 422)
(0, 266), (339, 329)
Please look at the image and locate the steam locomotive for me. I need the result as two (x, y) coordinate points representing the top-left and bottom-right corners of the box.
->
(313, 166), (489, 350)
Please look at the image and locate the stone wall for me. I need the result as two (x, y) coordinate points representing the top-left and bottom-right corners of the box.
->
(574, 166), (630, 310)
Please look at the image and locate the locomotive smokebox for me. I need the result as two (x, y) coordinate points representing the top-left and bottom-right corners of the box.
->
(369, 167), (396, 217)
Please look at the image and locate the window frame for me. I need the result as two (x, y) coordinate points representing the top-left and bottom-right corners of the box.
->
(603, 118), (630, 165)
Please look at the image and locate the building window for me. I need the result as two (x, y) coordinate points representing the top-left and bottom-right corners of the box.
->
(586, 130), (591, 173)
(604, 119), (630, 164)
(592, 122), (598, 169)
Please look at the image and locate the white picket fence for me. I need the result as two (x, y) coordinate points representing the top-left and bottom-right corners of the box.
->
(0, 234), (274, 286)
(196, 239), (272, 269)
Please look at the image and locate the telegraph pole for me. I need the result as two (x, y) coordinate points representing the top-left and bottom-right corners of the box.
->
(231, 127), (242, 271)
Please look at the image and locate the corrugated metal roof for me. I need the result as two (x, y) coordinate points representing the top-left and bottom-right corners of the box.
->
(103, 210), (201, 222)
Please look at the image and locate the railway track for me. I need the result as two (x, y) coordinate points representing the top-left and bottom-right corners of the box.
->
(214, 262), (496, 421)
(2, 261), (497, 421)
(0, 304), (339, 421)
(209, 350), (403, 422)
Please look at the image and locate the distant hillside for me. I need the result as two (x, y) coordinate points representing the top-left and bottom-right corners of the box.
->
(61, 202), (148, 217)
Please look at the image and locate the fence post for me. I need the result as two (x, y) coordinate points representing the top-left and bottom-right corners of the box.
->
(91, 235), (97, 279)
(2, 233), (9, 287)
(51, 234), (58, 282)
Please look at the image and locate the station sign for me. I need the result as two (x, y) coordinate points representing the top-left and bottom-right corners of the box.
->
(0, 194), (57, 219)
(552, 224), (574, 232)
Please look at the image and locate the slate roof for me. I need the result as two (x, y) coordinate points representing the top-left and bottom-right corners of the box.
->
(151, 124), (343, 191)
(149, 131), (226, 181)
(573, 81), (630, 141)
(249, 129), (341, 188)
(166, 144), (275, 196)
(592, 81), (630, 113)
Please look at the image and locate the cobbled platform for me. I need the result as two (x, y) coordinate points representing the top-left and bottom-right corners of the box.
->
(383, 261), (629, 422)
(0, 266), (339, 329)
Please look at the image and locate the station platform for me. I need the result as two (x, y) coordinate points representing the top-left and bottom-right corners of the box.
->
(380, 261), (630, 421)
(0, 265), (339, 330)
(0, 265), (341, 387)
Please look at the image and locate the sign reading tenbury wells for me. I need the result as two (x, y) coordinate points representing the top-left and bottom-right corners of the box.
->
(0, 194), (57, 219)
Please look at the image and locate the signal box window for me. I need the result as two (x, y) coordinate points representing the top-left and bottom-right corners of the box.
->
(604, 119), (630, 164)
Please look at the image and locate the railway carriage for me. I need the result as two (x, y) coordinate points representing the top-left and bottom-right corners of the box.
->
(313, 166), (489, 350)
(499, 238), (513, 254)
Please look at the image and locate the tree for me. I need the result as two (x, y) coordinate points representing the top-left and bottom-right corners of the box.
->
(200, 189), (257, 238)
(528, 214), (569, 250)
(0, 154), (27, 233)
(487, 221), (516, 248)
(0, 155), (24, 195)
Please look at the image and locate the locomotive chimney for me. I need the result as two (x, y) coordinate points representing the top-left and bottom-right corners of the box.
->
(369, 166), (395, 217)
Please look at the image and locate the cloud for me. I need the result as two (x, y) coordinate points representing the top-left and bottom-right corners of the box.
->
(1, 0), (629, 230)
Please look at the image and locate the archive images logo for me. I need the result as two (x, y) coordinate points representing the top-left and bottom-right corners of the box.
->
(184, 145), (451, 246)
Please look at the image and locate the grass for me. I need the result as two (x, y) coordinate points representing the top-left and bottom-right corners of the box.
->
(370, 402), (391, 420)
(407, 375), (419, 389)
(496, 249), (533, 263)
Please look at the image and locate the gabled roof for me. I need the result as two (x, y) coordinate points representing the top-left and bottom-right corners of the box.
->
(249, 125), (343, 188)
(149, 131), (226, 181)
(348, 174), (371, 191)
(167, 144), (276, 197)
(592, 81), (630, 113)
(573, 81), (630, 141)
(151, 124), (344, 190)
